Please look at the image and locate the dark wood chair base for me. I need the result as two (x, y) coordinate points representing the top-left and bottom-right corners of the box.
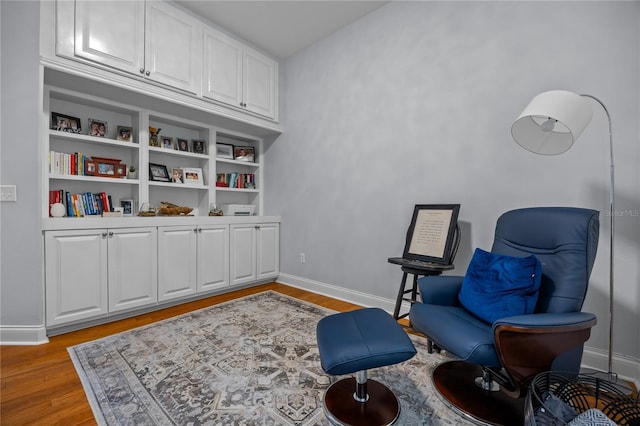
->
(432, 361), (525, 426)
(323, 377), (400, 426)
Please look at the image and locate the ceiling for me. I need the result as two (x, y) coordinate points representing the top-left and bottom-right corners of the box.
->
(176, 1), (388, 60)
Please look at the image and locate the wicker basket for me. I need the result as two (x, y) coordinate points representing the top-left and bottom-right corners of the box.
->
(525, 372), (640, 425)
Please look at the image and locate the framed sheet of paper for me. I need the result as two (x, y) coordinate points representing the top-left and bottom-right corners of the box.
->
(403, 204), (460, 265)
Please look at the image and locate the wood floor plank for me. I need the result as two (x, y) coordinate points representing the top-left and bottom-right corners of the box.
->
(0, 283), (360, 425)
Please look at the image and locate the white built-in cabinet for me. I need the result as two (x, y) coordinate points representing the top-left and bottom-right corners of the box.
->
(230, 223), (280, 286)
(197, 225), (230, 292)
(45, 227), (157, 326)
(157, 226), (198, 301)
(203, 30), (278, 119)
(51, 0), (278, 121)
(74, 1), (202, 94)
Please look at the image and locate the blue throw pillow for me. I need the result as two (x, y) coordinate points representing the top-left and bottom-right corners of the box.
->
(458, 248), (542, 324)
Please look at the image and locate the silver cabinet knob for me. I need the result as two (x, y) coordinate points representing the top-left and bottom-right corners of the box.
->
(101, 232), (108, 238)
(139, 68), (145, 74)
(145, 71), (150, 76)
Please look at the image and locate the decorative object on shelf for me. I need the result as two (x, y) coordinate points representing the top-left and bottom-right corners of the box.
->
(177, 138), (189, 152)
(84, 157), (126, 178)
(149, 163), (171, 182)
(511, 90), (627, 391)
(116, 126), (133, 142)
(149, 127), (161, 146)
(234, 146), (255, 162)
(171, 168), (184, 183)
(51, 112), (81, 133)
(88, 118), (107, 137)
(137, 202), (156, 217)
(192, 139), (205, 154)
(216, 143), (234, 159)
(120, 199), (134, 217)
(161, 136), (174, 149)
(50, 202), (66, 217)
(208, 203), (223, 216)
(128, 165), (137, 179)
(158, 201), (193, 216)
(102, 210), (123, 217)
(183, 167), (203, 185)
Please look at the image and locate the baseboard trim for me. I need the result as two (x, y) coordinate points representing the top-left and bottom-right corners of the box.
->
(582, 347), (640, 389)
(276, 273), (406, 316)
(0, 325), (49, 345)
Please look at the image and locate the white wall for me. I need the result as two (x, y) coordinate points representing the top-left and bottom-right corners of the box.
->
(0, 1), (46, 342)
(266, 1), (640, 380)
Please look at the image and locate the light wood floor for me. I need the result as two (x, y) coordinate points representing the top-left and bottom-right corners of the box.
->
(0, 283), (365, 425)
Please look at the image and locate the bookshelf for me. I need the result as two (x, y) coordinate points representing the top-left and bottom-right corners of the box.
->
(43, 85), (266, 221)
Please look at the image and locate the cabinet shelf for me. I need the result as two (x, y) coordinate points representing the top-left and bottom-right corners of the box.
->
(49, 130), (140, 150)
(149, 146), (208, 159)
(149, 181), (209, 190)
(50, 174), (138, 185)
(216, 187), (259, 193)
(216, 157), (259, 168)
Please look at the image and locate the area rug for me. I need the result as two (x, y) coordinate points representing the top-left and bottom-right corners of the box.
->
(69, 291), (471, 425)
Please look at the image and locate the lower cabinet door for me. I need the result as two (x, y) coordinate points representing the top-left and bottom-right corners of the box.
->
(108, 227), (158, 312)
(230, 224), (256, 286)
(158, 226), (197, 301)
(197, 225), (229, 292)
(257, 223), (279, 279)
(45, 229), (108, 326)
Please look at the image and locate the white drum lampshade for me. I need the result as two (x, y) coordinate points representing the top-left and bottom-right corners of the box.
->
(511, 90), (593, 155)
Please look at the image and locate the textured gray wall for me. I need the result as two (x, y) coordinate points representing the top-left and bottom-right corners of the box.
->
(265, 1), (639, 369)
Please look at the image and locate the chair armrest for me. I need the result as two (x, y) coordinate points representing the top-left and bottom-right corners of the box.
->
(417, 275), (464, 306)
(493, 312), (597, 392)
(493, 312), (597, 330)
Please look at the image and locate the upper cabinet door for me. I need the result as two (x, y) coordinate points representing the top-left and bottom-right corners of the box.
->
(243, 47), (277, 119)
(145, 1), (202, 94)
(203, 30), (243, 108)
(74, 1), (145, 74)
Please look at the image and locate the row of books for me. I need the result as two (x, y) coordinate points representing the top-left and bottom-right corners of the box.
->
(49, 190), (114, 217)
(49, 151), (87, 175)
(215, 173), (256, 189)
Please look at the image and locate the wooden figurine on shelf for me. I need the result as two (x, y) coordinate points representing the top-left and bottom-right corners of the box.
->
(149, 127), (161, 147)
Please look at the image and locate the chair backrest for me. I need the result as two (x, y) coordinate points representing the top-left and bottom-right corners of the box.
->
(491, 207), (599, 314)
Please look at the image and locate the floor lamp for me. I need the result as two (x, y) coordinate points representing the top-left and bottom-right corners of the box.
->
(511, 90), (622, 385)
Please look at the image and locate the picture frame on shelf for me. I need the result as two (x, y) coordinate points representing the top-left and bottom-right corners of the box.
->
(192, 139), (206, 154)
(88, 118), (107, 137)
(51, 112), (82, 133)
(183, 167), (204, 186)
(216, 143), (234, 159)
(161, 136), (174, 149)
(234, 146), (255, 162)
(177, 138), (189, 152)
(172, 168), (184, 183)
(120, 199), (134, 217)
(85, 157), (126, 178)
(149, 163), (171, 182)
(117, 126), (133, 142)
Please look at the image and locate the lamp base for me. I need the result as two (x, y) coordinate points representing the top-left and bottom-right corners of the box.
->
(579, 367), (635, 396)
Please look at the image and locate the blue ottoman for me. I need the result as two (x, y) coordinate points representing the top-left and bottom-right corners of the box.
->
(316, 308), (417, 425)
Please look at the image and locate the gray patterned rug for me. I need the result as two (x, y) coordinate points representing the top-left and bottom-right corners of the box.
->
(69, 291), (471, 425)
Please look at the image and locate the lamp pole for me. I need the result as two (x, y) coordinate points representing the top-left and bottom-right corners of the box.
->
(581, 94), (615, 379)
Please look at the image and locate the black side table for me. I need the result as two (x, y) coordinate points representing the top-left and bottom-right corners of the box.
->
(387, 258), (454, 321)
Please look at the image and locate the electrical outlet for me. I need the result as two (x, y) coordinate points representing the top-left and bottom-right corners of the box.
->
(299, 253), (306, 263)
(0, 185), (16, 202)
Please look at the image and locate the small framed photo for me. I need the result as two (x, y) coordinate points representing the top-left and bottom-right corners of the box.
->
(149, 163), (171, 182)
(183, 167), (204, 186)
(88, 118), (107, 137)
(216, 143), (234, 159)
(161, 136), (174, 149)
(117, 126), (134, 143)
(192, 139), (206, 154)
(51, 112), (82, 133)
(172, 168), (184, 183)
(234, 146), (255, 162)
(120, 199), (134, 217)
(177, 138), (189, 152)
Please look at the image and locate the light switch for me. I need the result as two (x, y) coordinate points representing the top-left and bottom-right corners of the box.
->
(0, 185), (17, 202)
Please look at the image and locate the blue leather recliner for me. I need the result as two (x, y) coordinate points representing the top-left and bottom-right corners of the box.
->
(409, 207), (600, 425)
